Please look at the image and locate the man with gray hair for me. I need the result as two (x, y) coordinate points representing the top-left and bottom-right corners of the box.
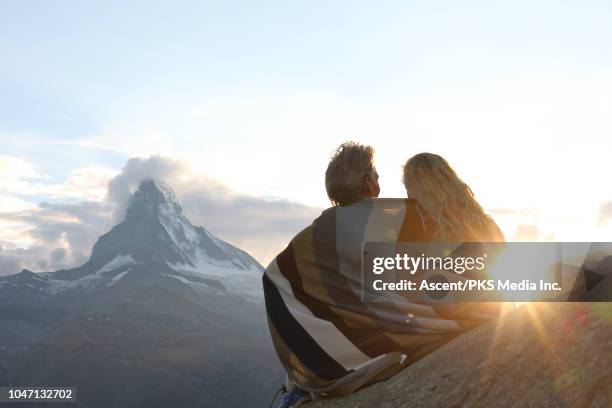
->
(275, 141), (380, 407)
(325, 141), (380, 206)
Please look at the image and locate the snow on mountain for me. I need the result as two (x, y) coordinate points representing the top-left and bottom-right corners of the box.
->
(0, 255), (137, 297)
(106, 268), (131, 287)
(167, 255), (264, 302)
(0, 178), (264, 302)
(91, 178), (261, 270)
(44, 255), (137, 294)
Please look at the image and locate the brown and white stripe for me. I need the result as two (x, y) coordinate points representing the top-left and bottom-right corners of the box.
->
(262, 198), (502, 397)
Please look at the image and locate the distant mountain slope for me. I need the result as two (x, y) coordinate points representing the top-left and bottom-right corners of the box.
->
(0, 179), (281, 408)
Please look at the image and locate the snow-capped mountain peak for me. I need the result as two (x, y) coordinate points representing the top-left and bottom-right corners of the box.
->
(1, 178), (264, 302)
(90, 178), (261, 271)
(125, 178), (184, 230)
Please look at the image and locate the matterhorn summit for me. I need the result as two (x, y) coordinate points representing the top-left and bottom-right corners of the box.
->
(92, 178), (261, 270)
(0, 178), (264, 303)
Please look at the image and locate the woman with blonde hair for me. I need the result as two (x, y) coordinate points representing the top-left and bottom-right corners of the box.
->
(402, 153), (504, 242)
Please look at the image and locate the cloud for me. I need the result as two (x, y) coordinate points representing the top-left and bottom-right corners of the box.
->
(106, 156), (321, 264)
(597, 201), (612, 225)
(0, 247), (21, 275)
(50, 248), (67, 264)
(0, 155), (321, 275)
(0, 155), (117, 201)
(0, 194), (35, 212)
(0, 155), (120, 275)
(106, 155), (191, 222)
(0, 199), (112, 275)
(0, 155), (43, 181)
(57, 166), (118, 201)
(489, 208), (539, 218)
(0, 156), (118, 275)
(514, 224), (540, 241)
(57, 125), (173, 158)
(181, 186), (319, 265)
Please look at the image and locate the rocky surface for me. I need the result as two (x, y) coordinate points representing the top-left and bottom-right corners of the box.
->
(307, 303), (612, 407)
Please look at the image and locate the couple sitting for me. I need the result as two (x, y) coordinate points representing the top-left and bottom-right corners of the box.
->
(264, 142), (504, 407)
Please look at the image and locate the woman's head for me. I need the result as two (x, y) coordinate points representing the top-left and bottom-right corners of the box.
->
(402, 153), (490, 239)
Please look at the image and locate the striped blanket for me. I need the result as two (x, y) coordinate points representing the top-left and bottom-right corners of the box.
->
(262, 198), (503, 397)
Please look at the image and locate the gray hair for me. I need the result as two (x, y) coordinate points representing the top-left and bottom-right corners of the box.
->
(325, 141), (375, 206)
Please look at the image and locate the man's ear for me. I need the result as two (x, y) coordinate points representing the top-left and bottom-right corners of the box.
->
(363, 175), (380, 197)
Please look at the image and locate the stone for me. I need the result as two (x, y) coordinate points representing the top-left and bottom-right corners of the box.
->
(306, 303), (612, 407)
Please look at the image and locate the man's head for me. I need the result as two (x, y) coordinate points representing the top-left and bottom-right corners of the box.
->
(325, 141), (380, 206)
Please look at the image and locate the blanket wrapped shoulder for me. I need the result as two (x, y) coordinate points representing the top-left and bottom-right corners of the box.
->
(262, 198), (504, 397)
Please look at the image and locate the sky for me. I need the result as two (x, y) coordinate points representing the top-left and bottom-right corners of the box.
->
(1, 0), (612, 274)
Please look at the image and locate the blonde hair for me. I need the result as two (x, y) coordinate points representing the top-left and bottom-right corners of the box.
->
(325, 142), (375, 206)
(402, 153), (495, 240)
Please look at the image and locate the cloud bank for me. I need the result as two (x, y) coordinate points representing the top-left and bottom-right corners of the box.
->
(0, 155), (320, 275)
(106, 156), (320, 265)
(598, 201), (612, 226)
(3, 153), (609, 276)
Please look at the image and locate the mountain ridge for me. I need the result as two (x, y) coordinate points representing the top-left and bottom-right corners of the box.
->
(0, 178), (263, 303)
(0, 178), (280, 408)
